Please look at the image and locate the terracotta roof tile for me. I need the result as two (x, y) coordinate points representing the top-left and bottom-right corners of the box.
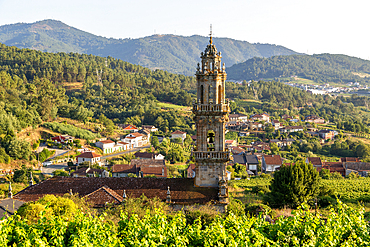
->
(307, 157), (323, 166)
(171, 130), (186, 134)
(112, 164), (136, 173)
(99, 140), (115, 144)
(14, 177), (218, 206)
(76, 152), (101, 158)
(263, 155), (282, 165)
(84, 186), (123, 207)
(340, 157), (360, 162)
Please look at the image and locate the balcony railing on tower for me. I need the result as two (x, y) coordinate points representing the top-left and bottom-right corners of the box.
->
(192, 100), (229, 116)
(192, 151), (231, 163)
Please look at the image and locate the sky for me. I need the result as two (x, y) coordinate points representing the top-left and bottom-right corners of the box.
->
(0, 0), (369, 60)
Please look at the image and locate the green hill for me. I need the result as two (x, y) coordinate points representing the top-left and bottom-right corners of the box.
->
(0, 19), (300, 75)
(226, 54), (370, 84)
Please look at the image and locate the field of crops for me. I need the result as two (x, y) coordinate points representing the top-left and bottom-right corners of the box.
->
(1, 201), (369, 246)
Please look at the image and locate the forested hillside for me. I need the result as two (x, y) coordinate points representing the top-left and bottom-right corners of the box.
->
(227, 54), (370, 84)
(0, 19), (300, 75)
(0, 43), (195, 162)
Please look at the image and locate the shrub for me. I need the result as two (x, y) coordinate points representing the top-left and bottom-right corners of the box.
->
(245, 203), (271, 216)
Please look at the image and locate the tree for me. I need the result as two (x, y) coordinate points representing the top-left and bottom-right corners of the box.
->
(269, 143), (279, 155)
(319, 168), (331, 179)
(53, 169), (69, 177)
(264, 160), (320, 208)
(151, 136), (160, 149)
(7, 138), (31, 160)
(356, 143), (370, 158)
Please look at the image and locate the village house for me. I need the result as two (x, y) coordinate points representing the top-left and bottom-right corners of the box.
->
(317, 162), (346, 177)
(112, 159), (167, 178)
(51, 135), (74, 144)
(95, 140), (129, 154)
(118, 124), (138, 132)
(225, 139), (238, 148)
(71, 167), (109, 178)
(138, 128), (151, 144)
(76, 152), (102, 165)
(238, 131), (250, 137)
(281, 114), (293, 121)
(230, 146), (245, 155)
(280, 126), (304, 133)
(171, 130), (187, 141)
(134, 151), (164, 160)
(271, 120), (281, 130)
(262, 154), (283, 173)
(305, 115), (325, 124)
(187, 163), (196, 178)
(246, 154), (259, 175)
(306, 157), (323, 167)
(122, 132), (145, 149)
(269, 139), (284, 148)
(228, 113), (248, 124)
(111, 164), (136, 177)
(318, 129), (335, 140)
(142, 125), (158, 132)
(250, 113), (270, 123)
(248, 122), (263, 130)
(282, 138), (295, 147)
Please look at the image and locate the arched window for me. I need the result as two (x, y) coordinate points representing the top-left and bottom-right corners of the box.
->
(209, 85), (214, 103)
(207, 130), (215, 151)
(218, 85), (222, 104)
(200, 85), (204, 104)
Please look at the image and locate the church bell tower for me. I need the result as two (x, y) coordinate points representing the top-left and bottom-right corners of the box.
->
(192, 28), (231, 202)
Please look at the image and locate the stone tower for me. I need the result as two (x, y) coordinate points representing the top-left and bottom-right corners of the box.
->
(192, 32), (231, 200)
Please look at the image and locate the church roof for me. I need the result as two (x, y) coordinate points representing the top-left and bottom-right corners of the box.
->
(13, 177), (219, 206)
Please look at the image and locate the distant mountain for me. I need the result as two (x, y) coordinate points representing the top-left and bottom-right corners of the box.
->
(226, 54), (370, 84)
(0, 19), (300, 75)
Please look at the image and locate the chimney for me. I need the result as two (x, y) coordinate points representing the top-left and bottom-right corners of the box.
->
(122, 190), (127, 204)
(29, 172), (34, 186)
(8, 182), (13, 199)
(166, 187), (171, 203)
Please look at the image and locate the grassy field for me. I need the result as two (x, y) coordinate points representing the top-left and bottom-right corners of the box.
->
(156, 102), (191, 111)
(237, 99), (262, 109)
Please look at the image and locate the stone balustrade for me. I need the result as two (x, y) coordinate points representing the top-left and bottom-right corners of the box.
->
(192, 103), (229, 115)
(192, 151), (231, 162)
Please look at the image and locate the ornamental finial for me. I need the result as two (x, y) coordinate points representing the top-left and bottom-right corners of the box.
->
(209, 24), (213, 44)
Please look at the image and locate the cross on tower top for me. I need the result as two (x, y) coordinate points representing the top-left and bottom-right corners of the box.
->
(209, 24), (213, 44)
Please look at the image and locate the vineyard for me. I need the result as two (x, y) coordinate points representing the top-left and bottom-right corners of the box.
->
(0, 201), (369, 246)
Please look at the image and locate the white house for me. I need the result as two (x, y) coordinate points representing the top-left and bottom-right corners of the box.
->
(251, 113), (270, 123)
(142, 125), (159, 132)
(171, 130), (187, 141)
(262, 154), (283, 173)
(122, 133), (145, 148)
(76, 152), (102, 165)
(95, 140), (130, 154)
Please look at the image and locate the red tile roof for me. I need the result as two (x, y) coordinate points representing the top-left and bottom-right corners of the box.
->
(130, 132), (144, 137)
(84, 186), (123, 207)
(135, 152), (155, 159)
(340, 157), (360, 162)
(99, 140), (115, 144)
(171, 130), (186, 134)
(307, 157), (323, 166)
(263, 155), (282, 165)
(112, 164), (136, 173)
(76, 152), (101, 158)
(71, 167), (105, 176)
(14, 177), (219, 206)
(120, 124), (138, 130)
